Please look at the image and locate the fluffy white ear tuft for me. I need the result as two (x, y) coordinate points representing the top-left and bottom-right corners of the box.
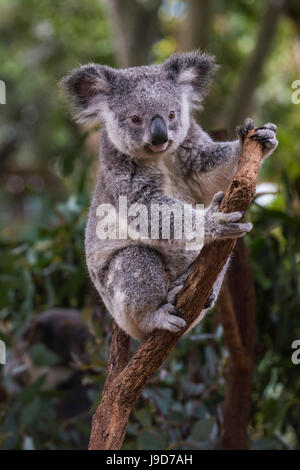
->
(60, 64), (117, 124)
(177, 68), (198, 86)
(163, 51), (219, 108)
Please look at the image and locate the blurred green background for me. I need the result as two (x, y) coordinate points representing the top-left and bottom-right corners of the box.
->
(0, 0), (300, 450)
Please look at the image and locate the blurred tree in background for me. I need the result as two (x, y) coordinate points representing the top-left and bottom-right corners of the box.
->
(0, 0), (299, 450)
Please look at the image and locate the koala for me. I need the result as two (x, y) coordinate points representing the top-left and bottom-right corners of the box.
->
(61, 51), (278, 340)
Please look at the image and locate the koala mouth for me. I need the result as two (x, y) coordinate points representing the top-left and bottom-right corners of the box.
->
(147, 141), (170, 153)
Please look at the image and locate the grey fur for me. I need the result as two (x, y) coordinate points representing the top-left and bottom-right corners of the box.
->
(62, 51), (278, 340)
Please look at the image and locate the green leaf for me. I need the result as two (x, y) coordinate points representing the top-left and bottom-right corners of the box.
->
(21, 400), (41, 427)
(251, 438), (282, 450)
(191, 417), (217, 441)
(29, 343), (60, 366)
(135, 409), (152, 428)
(154, 388), (173, 415)
(138, 430), (168, 450)
(19, 375), (46, 404)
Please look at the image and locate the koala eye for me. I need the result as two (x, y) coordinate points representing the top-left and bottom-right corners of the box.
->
(169, 111), (176, 120)
(131, 115), (142, 125)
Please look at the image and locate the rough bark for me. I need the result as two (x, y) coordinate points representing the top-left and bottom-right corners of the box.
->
(103, 321), (130, 394)
(219, 238), (256, 449)
(89, 130), (263, 450)
(219, 279), (248, 370)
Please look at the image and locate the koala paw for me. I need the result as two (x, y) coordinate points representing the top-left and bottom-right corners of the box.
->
(154, 303), (186, 333)
(236, 118), (255, 143)
(204, 289), (216, 309)
(250, 123), (278, 157)
(167, 285), (184, 304)
(205, 192), (253, 242)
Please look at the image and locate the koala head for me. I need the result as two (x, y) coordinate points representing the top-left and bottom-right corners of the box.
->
(61, 51), (218, 159)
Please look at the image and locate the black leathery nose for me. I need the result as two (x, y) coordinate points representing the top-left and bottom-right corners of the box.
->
(150, 116), (168, 145)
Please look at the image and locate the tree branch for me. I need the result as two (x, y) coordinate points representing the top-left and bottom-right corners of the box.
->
(103, 321), (130, 393)
(220, 238), (256, 449)
(88, 130), (263, 450)
(219, 280), (248, 370)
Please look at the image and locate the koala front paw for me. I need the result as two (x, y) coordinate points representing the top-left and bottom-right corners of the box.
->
(236, 118), (255, 143)
(154, 303), (186, 334)
(205, 191), (253, 242)
(250, 123), (278, 157)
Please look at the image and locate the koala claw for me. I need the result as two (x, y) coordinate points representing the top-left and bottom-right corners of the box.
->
(167, 285), (183, 304)
(236, 118), (255, 142)
(258, 123), (277, 132)
(155, 303), (186, 333)
(210, 191), (224, 210)
(220, 221), (253, 238)
(204, 289), (216, 309)
(205, 192), (252, 242)
(218, 211), (244, 223)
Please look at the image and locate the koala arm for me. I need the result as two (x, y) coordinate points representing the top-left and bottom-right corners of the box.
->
(187, 138), (241, 173)
(144, 190), (252, 245)
(177, 121), (241, 175)
(177, 119), (278, 175)
(104, 155), (252, 245)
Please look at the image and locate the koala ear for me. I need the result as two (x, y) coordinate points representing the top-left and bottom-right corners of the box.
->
(163, 51), (219, 108)
(60, 64), (116, 124)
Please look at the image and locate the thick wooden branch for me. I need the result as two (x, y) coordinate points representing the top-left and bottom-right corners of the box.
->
(218, 280), (248, 371)
(88, 130), (263, 450)
(103, 321), (130, 394)
(220, 238), (256, 449)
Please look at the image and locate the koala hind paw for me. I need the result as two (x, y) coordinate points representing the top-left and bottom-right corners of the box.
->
(167, 285), (184, 305)
(155, 303), (186, 333)
(204, 289), (217, 309)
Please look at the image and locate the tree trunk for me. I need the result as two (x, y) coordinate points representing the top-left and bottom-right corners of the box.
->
(226, 0), (283, 133)
(181, 0), (213, 51)
(220, 238), (256, 449)
(106, 0), (162, 67)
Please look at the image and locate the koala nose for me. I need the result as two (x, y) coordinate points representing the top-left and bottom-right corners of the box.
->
(150, 116), (168, 146)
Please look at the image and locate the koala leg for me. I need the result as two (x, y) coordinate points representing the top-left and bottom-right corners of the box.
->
(99, 245), (186, 340)
(185, 257), (230, 333)
(167, 266), (192, 305)
(168, 258), (225, 308)
(167, 254), (229, 331)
